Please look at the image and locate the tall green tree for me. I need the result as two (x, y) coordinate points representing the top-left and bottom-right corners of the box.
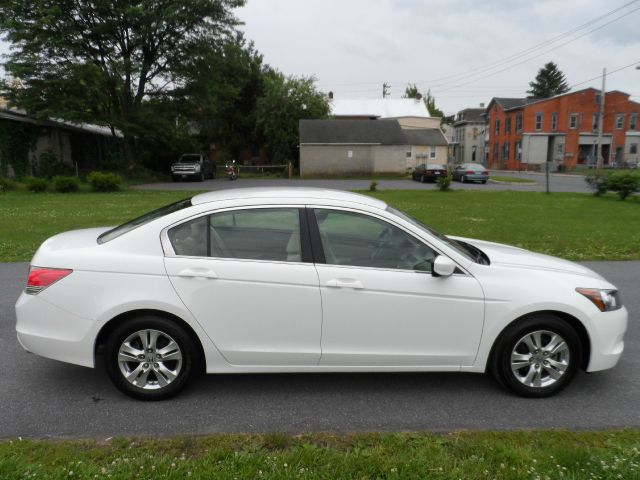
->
(256, 71), (329, 166)
(0, 0), (244, 167)
(403, 84), (450, 124)
(527, 62), (570, 98)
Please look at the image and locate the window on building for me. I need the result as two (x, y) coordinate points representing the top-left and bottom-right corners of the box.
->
(515, 141), (522, 161)
(630, 113), (638, 131)
(569, 114), (578, 129)
(516, 113), (523, 132)
(406, 146), (412, 159)
(471, 145), (477, 162)
(616, 114), (625, 130)
(493, 142), (498, 161)
(429, 146), (437, 159)
(505, 117), (511, 134)
(535, 113), (543, 131)
(631, 143), (638, 154)
(494, 119), (500, 135)
(592, 113), (599, 131)
(551, 112), (558, 131)
(503, 142), (510, 161)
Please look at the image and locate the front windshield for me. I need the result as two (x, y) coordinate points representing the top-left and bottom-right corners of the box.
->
(386, 205), (475, 263)
(178, 155), (201, 163)
(98, 198), (193, 244)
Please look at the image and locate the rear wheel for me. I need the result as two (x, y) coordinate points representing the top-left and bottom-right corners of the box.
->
(105, 316), (198, 400)
(461, 175), (467, 183)
(491, 315), (582, 397)
(482, 179), (487, 184)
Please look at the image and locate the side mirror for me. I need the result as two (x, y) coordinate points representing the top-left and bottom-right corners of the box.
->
(432, 255), (456, 277)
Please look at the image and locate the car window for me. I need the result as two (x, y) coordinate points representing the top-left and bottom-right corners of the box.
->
(168, 208), (302, 262)
(98, 198), (193, 244)
(314, 209), (436, 271)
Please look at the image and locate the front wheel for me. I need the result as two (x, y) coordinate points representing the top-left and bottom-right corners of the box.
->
(491, 315), (582, 397)
(104, 316), (198, 400)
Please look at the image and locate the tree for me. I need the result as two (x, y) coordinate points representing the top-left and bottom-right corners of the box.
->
(255, 71), (329, 166)
(527, 62), (570, 98)
(0, 0), (244, 168)
(403, 84), (450, 124)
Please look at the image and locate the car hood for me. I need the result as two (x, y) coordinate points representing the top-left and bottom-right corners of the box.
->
(450, 236), (604, 280)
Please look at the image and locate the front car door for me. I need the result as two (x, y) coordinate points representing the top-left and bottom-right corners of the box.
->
(310, 207), (485, 367)
(163, 206), (322, 366)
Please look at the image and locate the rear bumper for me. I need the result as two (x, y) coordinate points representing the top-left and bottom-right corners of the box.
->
(15, 292), (96, 368)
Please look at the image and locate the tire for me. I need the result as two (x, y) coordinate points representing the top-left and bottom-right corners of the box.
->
(490, 314), (582, 398)
(198, 172), (205, 182)
(482, 180), (487, 184)
(420, 175), (426, 183)
(104, 316), (199, 400)
(172, 175), (179, 182)
(461, 175), (467, 183)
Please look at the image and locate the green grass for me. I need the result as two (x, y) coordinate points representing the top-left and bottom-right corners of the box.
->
(1, 189), (638, 262)
(490, 176), (537, 184)
(0, 430), (638, 479)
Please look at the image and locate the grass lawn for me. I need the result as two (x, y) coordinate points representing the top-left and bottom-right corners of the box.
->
(1, 430), (639, 479)
(490, 176), (537, 184)
(0, 189), (638, 262)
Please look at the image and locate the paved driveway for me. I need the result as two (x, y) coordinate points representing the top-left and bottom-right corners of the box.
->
(1, 260), (637, 439)
(135, 171), (590, 193)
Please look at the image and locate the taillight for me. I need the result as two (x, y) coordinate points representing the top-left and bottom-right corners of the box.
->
(482, 171), (489, 175)
(26, 267), (73, 295)
(466, 170), (475, 175)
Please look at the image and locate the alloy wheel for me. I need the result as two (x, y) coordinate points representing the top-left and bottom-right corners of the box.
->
(510, 330), (570, 388)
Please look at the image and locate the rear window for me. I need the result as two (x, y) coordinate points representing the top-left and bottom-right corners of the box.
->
(426, 164), (445, 170)
(97, 198), (193, 244)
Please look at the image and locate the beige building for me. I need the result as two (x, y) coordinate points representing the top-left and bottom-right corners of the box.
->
(299, 119), (448, 176)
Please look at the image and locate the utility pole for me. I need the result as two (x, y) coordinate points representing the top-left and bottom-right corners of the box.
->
(382, 82), (390, 98)
(596, 68), (606, 171)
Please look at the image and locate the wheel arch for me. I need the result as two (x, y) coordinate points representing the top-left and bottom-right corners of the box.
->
(95, 309), (206, 372)
(488, 310), (591, 372)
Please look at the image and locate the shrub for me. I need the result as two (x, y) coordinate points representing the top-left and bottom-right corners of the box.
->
(607, 171), (640, 200)
(0, 176), (18, 192)
(369, 180), (378, 192)
(585, 171), (609, 196)
(87, 171), (122, 192)
(25, 176), (48, 193)
(437, 174), (452, 191)
(37, 151), (74, 178)
(52, 175), (80, 193)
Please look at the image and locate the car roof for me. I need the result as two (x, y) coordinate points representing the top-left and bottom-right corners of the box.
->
(191, 187), (388, 210)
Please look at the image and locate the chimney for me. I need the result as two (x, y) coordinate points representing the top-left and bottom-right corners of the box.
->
(415, 93), (423, 101)
(479, 102), (485, 108)
(328, 91), (334, 100)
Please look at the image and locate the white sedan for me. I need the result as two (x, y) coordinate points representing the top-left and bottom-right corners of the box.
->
(16, 188), (627, 400)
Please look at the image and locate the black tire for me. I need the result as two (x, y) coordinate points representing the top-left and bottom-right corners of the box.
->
(482, 179), (487, 184)
(490, 314), (582, 398)
(104, 316), (199, 400)
(172, 175), (179, 182)
(420, 175), (426, 183)
(461, 175), (467, 183)
(198, 172), (205, 182)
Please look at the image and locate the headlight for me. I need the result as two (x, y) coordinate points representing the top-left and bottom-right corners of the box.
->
(194, 164), (201, 172)
(576, 288), (622, 312)
(171, 165), (176, 172)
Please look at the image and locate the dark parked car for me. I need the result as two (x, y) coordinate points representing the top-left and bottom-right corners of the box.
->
(171, 154), (215, 182)
(452, 163), (489, 183)
(412, 163), (448, 183)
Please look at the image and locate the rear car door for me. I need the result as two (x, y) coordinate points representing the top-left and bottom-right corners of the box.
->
(310, 207), (485, 367)
(163, 207), (322, 366)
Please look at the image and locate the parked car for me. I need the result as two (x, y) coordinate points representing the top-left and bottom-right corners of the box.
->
(170, 154), (215, 182)
(16, 188), (627, 400)
(452, 163), (490, 183)
(412, 163), (448, 183)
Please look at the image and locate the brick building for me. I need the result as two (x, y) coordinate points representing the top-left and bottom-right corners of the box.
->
(486, 88), (640, 171)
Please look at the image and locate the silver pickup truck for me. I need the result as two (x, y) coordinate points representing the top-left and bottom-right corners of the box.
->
(171, 154), (216, 182)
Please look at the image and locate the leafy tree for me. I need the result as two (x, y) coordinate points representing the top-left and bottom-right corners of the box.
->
(255, 71), (329, 166)
(0, 0), (244, 168)
(403, 84), (421, 99)
(527, 62), (570, 98)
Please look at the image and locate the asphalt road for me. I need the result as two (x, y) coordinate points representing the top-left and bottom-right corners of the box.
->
(135, 171), (591, 193)
(1, 261), (638, 439)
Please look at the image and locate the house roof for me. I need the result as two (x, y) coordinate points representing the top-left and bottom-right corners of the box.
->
(454, 108), (486, 124)
(403, 128), (448, 146)
(330, 98), (430, 119)
(0, 107), (122, 137)
(299, 119), (448, 146)
(300, 119), (408, 144)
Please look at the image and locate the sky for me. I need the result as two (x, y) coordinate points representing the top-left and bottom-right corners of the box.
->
(235, 0), (640, 114)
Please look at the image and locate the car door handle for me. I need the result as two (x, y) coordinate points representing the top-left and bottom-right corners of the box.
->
(326, 278), (364, 289)
(177, 268), (218, 279)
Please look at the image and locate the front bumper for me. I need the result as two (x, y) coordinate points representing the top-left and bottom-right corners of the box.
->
(586, 306), (628, 372)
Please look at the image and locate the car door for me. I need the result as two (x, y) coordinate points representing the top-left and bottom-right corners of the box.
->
(163, 206), (322, 366)
(310, 207), (485, 367)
